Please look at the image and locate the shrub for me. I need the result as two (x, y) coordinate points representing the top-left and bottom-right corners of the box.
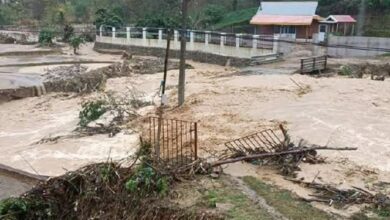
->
(79, 100), (107, 127)
(125, 165), (169, 196)
(39, 28), (55, 46)
(63, 24), (74, 42)
(69, 36), (85, 54)
(339, 65), (353, 76)
(0, 198), (28, 219)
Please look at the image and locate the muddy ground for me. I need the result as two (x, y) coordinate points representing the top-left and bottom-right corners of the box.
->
(1, 43), (390, 218)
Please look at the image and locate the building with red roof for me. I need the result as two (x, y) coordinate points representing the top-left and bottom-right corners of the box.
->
(321, 15), (357, 36)
(250, 1), (323, 40)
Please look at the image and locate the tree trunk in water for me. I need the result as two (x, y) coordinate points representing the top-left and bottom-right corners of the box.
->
(178, 0), (189, 106)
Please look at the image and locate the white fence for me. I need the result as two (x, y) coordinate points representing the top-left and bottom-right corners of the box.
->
(96, 27), (277, 58)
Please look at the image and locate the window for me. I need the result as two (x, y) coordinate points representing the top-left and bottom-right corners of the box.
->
(320, 25), (327, 32)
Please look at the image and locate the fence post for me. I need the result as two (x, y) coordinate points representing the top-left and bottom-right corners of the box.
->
(273, 35), (279, 54)
(253, 35), (259, 49)
(205, 31), (210, 47)
(126, 27), (131, 42)
(220, 33), (226, 46)
(158, 28), (163, 40)
(188, 30), (194, 50)
(158, 28), (163, 46)
(174, 30), (179, 42)
(99, 25), (103, 39)
(112, 27), (116, 40)
(236, 33), (241, 49)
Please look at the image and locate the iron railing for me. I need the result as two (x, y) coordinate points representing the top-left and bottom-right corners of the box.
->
(148, 117), (198, 166)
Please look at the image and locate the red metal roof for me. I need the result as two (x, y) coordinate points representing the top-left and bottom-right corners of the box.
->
(250, 15), (318, 26)
(328, 15), (356, 23)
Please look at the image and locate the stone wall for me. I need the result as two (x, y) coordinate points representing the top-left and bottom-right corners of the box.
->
(94, 42), (252, 67)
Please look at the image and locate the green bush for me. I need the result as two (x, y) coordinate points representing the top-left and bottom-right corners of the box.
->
(69, 36), (85, 54)
(79, 100), (107, 127)
(63, 24), (74, 42)
(339, 65), (353, 76)
(125, 165), (169, 197)
(39, 28), (55, 46)
(0, 198), (28, 219)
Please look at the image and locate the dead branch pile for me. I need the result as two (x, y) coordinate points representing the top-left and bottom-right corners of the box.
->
(339, 63), (390, 80)
(288, 178), (390, 211)
(1, 142), (222, 220)
(212, 125), (356, 176)
(77, 88), (153, 137)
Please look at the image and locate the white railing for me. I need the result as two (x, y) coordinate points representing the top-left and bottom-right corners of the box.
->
(96, 27), (278, 58)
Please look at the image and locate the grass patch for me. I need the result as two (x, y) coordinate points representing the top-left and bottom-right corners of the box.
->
(380, 53), (390, 57)
(242, 176), (334, 220)
(213, 7), (257, 30)
(200, 178), (274, 220)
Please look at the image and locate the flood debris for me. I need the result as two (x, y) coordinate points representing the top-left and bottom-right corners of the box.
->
(0, 141), (222, 220)
(287, 178), (390, 213)
(77, 88), (153, 137)
(212, 125), (356, 176)
(338, 63), (390, 80)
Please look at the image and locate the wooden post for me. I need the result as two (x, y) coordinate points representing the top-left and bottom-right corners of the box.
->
(178, 0), (190, 106)
(194, 122), (198, 160)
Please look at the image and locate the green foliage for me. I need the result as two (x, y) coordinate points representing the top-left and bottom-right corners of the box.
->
(0, 2), (26, 25)
(243, 176), (332, 220)
(99, 163), (116, 183)
(212, 7), (258, 30)
(94, 8), (123, 29)
(374, 206), (390, 217)
(0, 198), (53, 220)
(203, 4), (226, 25)
(136, 15), (180, 28)
(70, 36), (85, 54)
(63, 24), (74, 42)
(125, 141), (170, 197)
(79, 100), (107, 127)
(339, 65), (353, 76)
(125, 165), (169, 196)
(39, 28), (55, 46)
(0, 198), (28, 219)
(205, 190), (218, 208)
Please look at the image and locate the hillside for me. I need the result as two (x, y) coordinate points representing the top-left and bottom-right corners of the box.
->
(0, 0), (389, 36)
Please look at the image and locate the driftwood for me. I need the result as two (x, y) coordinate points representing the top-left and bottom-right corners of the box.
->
(211, 125), (358, 176)
(210, 146), (357, 167)
(286, 178), (390, 210)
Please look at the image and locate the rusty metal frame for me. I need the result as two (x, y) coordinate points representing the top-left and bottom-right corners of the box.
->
(224, 128), (285, 155)
(149, 117), (198, 166)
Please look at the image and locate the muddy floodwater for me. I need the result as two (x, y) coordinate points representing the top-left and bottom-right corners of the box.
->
(1, 43), (390, 212)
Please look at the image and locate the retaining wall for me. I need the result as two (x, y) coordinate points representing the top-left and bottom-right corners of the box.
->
(327, 35), (390, 57)
(94, 42), (252, 67)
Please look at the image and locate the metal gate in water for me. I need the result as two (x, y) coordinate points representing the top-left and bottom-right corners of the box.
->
(148, 117), (198, 166)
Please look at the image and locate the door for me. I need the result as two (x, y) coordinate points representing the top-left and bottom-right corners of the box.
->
(318, 24), (327, 42)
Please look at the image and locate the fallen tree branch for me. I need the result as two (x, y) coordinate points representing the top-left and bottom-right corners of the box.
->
(210, 147), (357, 167)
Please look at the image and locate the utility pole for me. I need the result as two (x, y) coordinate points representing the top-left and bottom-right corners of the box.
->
(178, 0), (190, 106)
(357, 0), (366, 36)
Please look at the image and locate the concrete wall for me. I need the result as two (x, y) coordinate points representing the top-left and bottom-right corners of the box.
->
(94, 42), (252, 67)
(276, 37), (327, 57)
(327, 35), (390, 57)
(0, 30), (38, 43)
